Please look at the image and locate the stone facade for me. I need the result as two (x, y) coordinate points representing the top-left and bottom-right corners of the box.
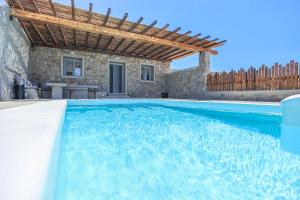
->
(165, 52), (210, 98)
(29, 46), (170, 98)
(0, 5), (31, 100)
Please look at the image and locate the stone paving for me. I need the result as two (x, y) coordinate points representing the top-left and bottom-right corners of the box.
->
(0, 100), (44, 110)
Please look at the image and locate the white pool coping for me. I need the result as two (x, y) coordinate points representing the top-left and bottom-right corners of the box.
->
(0, 100), (67, 200)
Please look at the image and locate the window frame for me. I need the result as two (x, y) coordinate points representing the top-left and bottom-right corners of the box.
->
(140, 64), (155, 82)
(61, 54), (84, 79)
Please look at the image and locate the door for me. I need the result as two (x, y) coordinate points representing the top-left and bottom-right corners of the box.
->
(109, 62), (125, 93)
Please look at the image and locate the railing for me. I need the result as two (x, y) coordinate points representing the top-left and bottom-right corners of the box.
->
(207, 60), (300, 91)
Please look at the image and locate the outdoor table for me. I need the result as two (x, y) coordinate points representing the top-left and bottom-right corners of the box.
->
(46, 83), (67, 99)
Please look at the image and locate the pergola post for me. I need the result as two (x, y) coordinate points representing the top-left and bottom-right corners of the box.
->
(199, 51), (210, 74)
(198, 51), (210, 92)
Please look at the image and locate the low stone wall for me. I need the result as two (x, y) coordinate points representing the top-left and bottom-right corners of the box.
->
(165, 67), (206, 98)
(165, 52), (210, 99)
(202, 90), (300, 102)
(0, 5), (31, 100)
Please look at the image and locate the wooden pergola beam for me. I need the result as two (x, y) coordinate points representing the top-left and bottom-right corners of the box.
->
(183, 33), (201, 43)
(20, 20), (34, 43)
(193, 35), (210, 46)
(30, 21), (46, 44)
(161, 34), (215, 61)
(165, 51), (195, 61)
(149, 46), (170, 58)
(154, 48), (178, 59)
(158, 34), (208, 60)
(116, 13), (128, 29)
(150, 23), (169, 36)
(155, 33), (203, 60)
(71, 0), (76, 47)
(31, 0), (40, 13)
(104, 37), (114, 51)
(127, 42), (146, 55)
(111, 13), (129, 52)
(121, 20), (157, 54)
(95, 8), (111, 50)
(153, 33), (203, 59)
(143, 26), (181, 57)
(158, 35), (211, 60)
(94, 35), (102, 50)
(130, 24), (178, 55)
(128, 17), (143, 31)
(172, 30), (192, 41)
(145, 45), (163, 58)
(14, 0), (23, 10)
(85, 3), (93, 46)
(113, 16), (142, 53)
(32, 0), (57, 45)
(161, 27), (181, 38)
(199, 37), (218, 46)
(159, 49), (184, 60)
(147, 30), (191, 58)
(10, 8), (218, 54)
(112, 38), (125, 53)
(111, 13), (130, 52)
(203, 40), (227, 48)
(49, 0), (67, 46)
(140, 20), (157, 34)
(120, 40), (135, 54)
(46, 25), (58, 45)
(103, 8), (111, 25)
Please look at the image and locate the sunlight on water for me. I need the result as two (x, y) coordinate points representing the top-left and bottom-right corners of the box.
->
(56, 102), (300, 200)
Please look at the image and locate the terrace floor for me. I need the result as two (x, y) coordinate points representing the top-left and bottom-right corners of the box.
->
(0, 100), (48, 110)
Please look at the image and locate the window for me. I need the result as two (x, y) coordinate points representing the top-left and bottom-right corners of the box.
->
(141, 65), (154, 81)
(62, 56), (83, 78)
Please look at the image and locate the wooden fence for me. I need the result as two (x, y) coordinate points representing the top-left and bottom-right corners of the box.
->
(207, 60), (300, 91)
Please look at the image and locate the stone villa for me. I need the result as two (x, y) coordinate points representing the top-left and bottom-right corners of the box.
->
(0, 0), (225, 100)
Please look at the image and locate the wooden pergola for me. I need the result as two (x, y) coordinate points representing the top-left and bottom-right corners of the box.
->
(6, 0), (226, 62)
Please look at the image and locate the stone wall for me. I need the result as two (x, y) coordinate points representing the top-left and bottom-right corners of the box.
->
(165, 52), (210, 98)
(29, 46), (170, 98)
(202, 90), (300, 102)
(0, 5), (31, 100)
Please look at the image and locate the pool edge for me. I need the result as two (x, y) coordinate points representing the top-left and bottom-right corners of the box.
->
(0, 100), (67, 200)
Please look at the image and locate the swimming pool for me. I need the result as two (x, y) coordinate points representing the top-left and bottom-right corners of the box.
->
(55, 100), (300, 200)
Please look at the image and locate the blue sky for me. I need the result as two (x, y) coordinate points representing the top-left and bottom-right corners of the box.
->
(4, 0), (299, 71)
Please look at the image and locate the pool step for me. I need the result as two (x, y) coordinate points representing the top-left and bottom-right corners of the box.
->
(107, 93), (130, 98)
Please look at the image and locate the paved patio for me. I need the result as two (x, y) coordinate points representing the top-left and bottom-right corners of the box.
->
(0, 100), (47, 110)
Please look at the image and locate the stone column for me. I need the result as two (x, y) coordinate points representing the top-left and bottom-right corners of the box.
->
(199, 51), (210, 74)
(197, 51), (210, 94)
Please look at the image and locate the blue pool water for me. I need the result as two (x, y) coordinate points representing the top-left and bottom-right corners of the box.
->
(56, 100), (300, 200)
